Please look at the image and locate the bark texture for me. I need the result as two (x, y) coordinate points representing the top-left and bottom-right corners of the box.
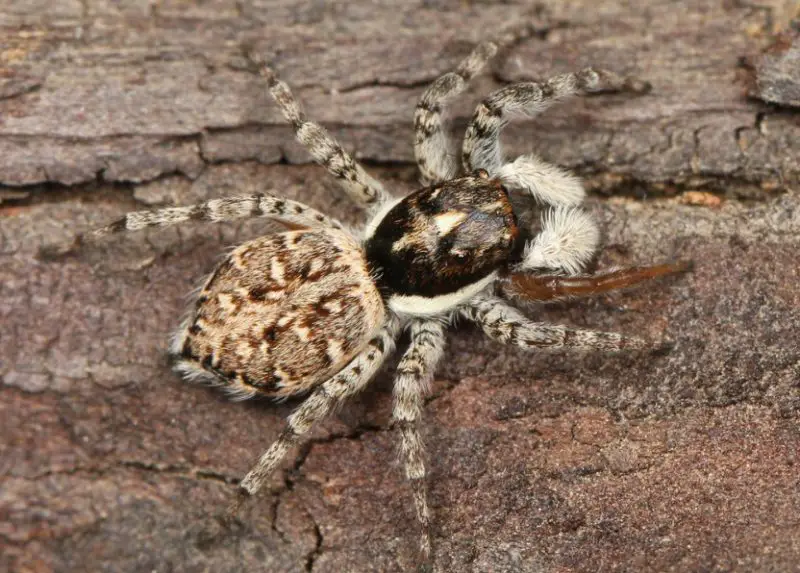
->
(2, 1), (800, 572)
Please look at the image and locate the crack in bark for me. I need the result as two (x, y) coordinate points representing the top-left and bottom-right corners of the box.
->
(335, 77), (442, 95)
(0, 77), (42, 101)
(2, 98), (797, 190)
(19, 460), (241, 485)
(304, 521), (323, 572)
(257, 421), (396, 569)
(285, 421), (394, 486)
(119, 459), (191, 476)
(1, 165), (789, 215)
(588, 170), (790, 199)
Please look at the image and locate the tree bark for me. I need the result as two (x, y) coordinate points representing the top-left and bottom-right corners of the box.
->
(2, 1), (799, 572)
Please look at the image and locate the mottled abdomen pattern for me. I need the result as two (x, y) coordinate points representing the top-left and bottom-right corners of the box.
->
(172, 229), (385, 399)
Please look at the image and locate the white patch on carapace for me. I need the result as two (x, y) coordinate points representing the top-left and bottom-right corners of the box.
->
(362, 195), (403, 240)
(522, 207), (599, 275)
(391, 228), (436, 254)
(479, 200), (505, 213)
(433, 211), (467, 235)
(391, 232), (415, 253)
(388, 272), (497, 316)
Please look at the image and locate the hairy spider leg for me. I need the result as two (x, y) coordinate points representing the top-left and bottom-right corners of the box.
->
(261, 66), (392, 210)
(392, 319), (447, 559)
(463, 69), (650, 207)
(37, 194), (344, 259)
(462, 295), (649, 351)
(413, 23), (542, 184)
(227, 317), (400, 517)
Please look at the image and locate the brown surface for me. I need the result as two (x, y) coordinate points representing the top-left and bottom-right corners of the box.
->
(750, 25), (800, 108)
(2, 1), (800, 572)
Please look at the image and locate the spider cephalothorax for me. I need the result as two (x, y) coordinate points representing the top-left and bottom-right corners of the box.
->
(71, 25), (688, 563)
(365, 171), (519, 310)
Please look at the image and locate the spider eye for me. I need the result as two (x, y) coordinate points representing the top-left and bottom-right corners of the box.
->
(451, 249), (470, 261)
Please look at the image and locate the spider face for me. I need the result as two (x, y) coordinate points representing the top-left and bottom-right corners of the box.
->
(365, 172), (518, 314)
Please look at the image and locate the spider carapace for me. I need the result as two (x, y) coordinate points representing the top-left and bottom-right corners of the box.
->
(365, 172), (519, 305)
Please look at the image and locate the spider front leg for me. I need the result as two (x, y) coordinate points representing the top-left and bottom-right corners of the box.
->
(462, 69), (650, 207)
(258, 65), (391, 210)
(392, 320), (446, 560)
(414, 41), (497, 185)
(462, 295), (649, 351)
(413, 24), (541, 185)
(227, 316), (400, 517)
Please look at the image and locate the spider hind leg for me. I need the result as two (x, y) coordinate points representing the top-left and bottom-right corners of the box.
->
(228, 317), (400, 516)
(463, 295), (650, 351)
(393, 320), (447, 559)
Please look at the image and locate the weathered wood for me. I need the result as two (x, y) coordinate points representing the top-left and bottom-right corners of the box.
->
(2, 1), (800, 572)
(1, 0), (798, 191)
(752, 31), (800, 107)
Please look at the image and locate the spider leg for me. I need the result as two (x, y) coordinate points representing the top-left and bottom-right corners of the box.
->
(393, 319), (446, 559)
(227, 316), (400, 517)
(414, 24), (541, 185)
(38, 194), (343, 259)
(520, 206), (601, 275)
(414, 42), (496, 185)
(260, 66), (391, 209)
(462, 69), (650, 206)
(496, 154), (586, 207)
(461, 295), (649, 351)
(499, 261), (693, 303)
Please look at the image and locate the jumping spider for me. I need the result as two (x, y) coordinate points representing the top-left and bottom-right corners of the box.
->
(68, 29), (688, 560)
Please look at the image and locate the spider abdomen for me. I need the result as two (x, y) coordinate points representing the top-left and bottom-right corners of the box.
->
(172, 229), (385, 399)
